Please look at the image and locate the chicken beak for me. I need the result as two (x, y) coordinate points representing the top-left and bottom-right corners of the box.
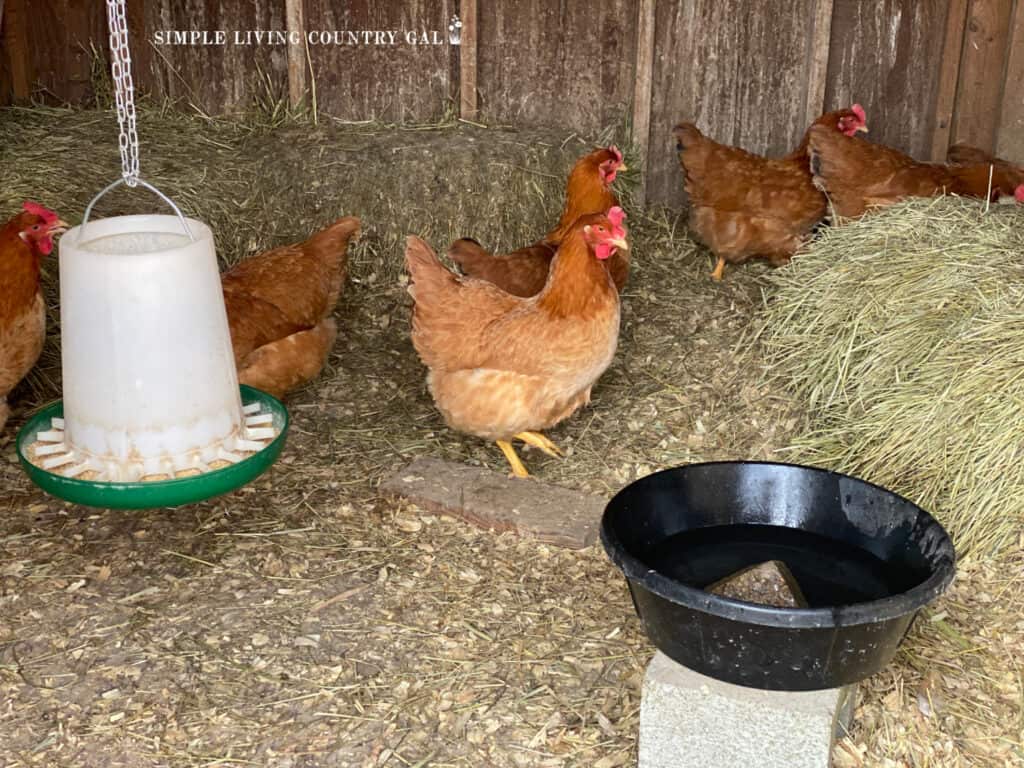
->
(857, 125), (869, 134)
(619, 162), (629, 172)
(49, 219), (71, 236)
(609, 236), (630, 252)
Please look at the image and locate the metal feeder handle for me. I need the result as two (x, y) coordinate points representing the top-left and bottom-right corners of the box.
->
(80, 177), (196, 242)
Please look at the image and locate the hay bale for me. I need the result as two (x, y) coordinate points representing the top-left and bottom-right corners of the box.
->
(758, 197), (1024, 557)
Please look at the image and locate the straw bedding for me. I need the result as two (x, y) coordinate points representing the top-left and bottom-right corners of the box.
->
(1, 103), (1022, 766)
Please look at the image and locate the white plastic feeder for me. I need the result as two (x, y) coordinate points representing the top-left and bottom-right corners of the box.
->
(15, 0), (286, 505)
(36, 181), (272, 482)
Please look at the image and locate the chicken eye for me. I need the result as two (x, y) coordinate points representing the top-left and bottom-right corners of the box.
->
(31, 225), (40, 231)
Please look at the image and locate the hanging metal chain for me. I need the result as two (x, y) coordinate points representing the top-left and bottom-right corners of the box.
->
(106, 0), (140, 187)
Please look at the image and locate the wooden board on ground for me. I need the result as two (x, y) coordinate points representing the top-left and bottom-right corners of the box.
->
(382, 458), (607, 550)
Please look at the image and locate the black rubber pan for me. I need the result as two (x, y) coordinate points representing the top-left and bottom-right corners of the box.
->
(601, 461), (956, 691)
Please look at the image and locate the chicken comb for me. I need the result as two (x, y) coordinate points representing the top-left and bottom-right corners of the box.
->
(1015, 185), (1024, 203)
(608, 145), (623, 164)
(851, 104), (866, 124)
(607, 206), (627, 237)
(23, 201), (59, 225)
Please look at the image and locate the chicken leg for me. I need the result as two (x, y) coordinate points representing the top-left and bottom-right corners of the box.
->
(710, 256), (726, 281)
(497, 440), (530, 478)
(514, 431), (563, 457)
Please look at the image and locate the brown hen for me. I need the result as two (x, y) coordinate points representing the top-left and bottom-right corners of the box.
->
(407, 208), (628, 477)
(222, 216), (360, 399)
(447, 146), (628, 297)
(947, 143), (1024, 201)
(1, 203), (68, 432)
(808, 129), (1024, 218)
(673, 106), (868, 280)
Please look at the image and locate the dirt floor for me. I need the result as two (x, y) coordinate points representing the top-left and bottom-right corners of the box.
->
(1, 107), (1022, 767)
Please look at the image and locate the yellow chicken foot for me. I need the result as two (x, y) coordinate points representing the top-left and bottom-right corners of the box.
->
(514, 431), (563, 458)
(709, 256), (726, 281)
(497, 440), (530, 478)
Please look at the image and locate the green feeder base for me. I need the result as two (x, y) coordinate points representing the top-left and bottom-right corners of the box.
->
(16, 385), (289, 509)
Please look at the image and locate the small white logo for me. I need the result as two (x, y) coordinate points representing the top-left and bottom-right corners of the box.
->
(448, 15), (462, 45)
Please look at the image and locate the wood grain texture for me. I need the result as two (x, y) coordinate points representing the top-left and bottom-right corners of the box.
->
(285, 0), (307, 108)
(302, 0), (453, 122)
(952, 0), (1013, 152)
(1, 0), (31, 102)
(459, 0), (477, 119)
(647, 0), (827, 207)
(631, 0), (656, 205)
(825, 0), (951, 160)
(996, 0), (1024, 162)
(931, 0), (969, 159)
(11, 0), (105, 104)
(382, 457), (606, 549)
(144, 0), (287, 113)
(476, 0), (637, 134)
(805, 0), (835, 127)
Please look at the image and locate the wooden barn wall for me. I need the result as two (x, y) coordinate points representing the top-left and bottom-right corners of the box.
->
(2, 0), (1023, 205)
(140, 0), (287, 113)
(644, 0), (834, 208)
(998, 1), (1024, 162)
(953, 0), (1018, 157)
(1, 0), (107, 105)
(474, 0), (637, 135)
(822, 0), (951, 163)
(301, 0), (454, 122)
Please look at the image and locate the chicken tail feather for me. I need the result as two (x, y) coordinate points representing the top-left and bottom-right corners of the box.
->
(672, 122), (704, 152)
(406, 236), (459, 302)
(447, 237), (491, 275)
(307, 215), (361, 255)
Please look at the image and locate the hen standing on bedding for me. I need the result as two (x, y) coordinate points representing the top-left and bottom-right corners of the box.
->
(672, 105), (868, 281)
(406, 208), (628, 477)
(808, 129), (1024, 217)
(0, 203), (69, 432)
(448, 146), (629, 297)
(222, 216), (360, 399)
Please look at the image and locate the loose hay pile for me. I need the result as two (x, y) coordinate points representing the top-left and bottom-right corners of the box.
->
(759, 197), (1024, 557)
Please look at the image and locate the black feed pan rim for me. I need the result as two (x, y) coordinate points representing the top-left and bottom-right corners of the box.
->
(601, 460), (957, 630)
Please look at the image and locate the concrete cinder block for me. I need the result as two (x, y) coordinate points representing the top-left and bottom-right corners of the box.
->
(640, 652), (857, 768)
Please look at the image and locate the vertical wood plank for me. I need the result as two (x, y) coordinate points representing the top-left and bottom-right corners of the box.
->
(459, 0), (478, 119)
(931, 0), (969, 159)
(285, 0), (307, 108)
(995, 0), (1024, 161)
(125, 0), (151, 97)
(0, 0), (8, 106)
(951, 0), (1013, 151)
(3, 0), (32, 101)
(804, 0), (834, 127)
(631, 0), (656, 206)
